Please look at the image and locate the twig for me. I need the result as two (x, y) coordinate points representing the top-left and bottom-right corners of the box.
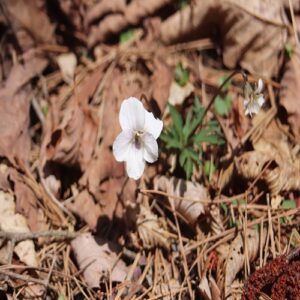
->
(0, 269), (56, 291)
(0, 230), (78, 243)
(184, 208), (300, 254)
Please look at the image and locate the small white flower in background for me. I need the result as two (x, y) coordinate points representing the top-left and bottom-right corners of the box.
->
(243, 78), (265, 117)
(113, 97), (163, 180)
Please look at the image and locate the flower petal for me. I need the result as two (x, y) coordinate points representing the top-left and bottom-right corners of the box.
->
(256, 79), (264, 93)
(119, 97), (145, 131)
(113, 130), (133, 162)
(257, 95), (265, 107)
(125, 144), (145, 180)
(244, 82), (253, 100)
(143, 133), (158, 163)
(144, 111), (163, 139)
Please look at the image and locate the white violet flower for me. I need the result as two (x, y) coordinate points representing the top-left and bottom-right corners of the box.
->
(113, 97), (163, 180)
(243, 78), (265, 117)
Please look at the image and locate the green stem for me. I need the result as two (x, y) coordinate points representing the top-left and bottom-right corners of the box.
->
(201, 70), (247, 124)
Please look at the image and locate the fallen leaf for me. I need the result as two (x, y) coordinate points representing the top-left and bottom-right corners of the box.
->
(168, 81), (194, 106)
(160, 0), (287, 78)
(0, 51), (47, 163)
(224, 229), (266, 297)
(87, 0), (173, 47)
(151, 57), (173, 112)
(45, 100), (98, 170)
(41, 67), (102, 171)
(279, 44), (300, 137)
(67, 190), (101, 230)
(71, 233), (128, 288)
(58, 0), (85, 31)
(0, 190), (37, 267)
(237, 117), (300, 195)
(136, 205), (170, 249)
(154, 175), (207, 226)
(57, 53), (77, 84)
(9, 170), (39, 232)
(3, 0), (55, 50)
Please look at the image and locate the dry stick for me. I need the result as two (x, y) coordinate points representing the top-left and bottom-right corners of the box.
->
(288, 0), (299, 45)
(184, 208), (300, 254)
(167, 38), (215, 53)
(267, 195), (276, 258)
(168, 198), (193, 299)
(140, 188), (242, 204)
(115, 252), (141, 300)
(0, 269), (56, 291)
(0, 230), (78, 242)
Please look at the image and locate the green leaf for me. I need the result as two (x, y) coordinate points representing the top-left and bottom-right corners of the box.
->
(204, 160), (216, 177)
(219, 74), (231, 91)
(179, 149), (189, 167)
(194, 130), (224, 145)
(281, 199), (296, 209)
(220, 203), (228, 215)
(175, 63), (189, 87)
(160, 133), (182, 149)
(119, 28), (135, 44)
(57, 295), (65, 300)
(232, 199), (247, 206)
(182, 110), (193, 140)
(183, 157), (193, 179)
(169, 104), (183, 136)
(285, 43), (294, 59)
(214, 95), (232, 116)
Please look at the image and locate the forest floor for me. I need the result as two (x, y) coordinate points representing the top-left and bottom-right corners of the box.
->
(0, 1), (300, 299)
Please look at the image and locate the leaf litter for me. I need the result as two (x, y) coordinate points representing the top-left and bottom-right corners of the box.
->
(0, 1), (300, 299)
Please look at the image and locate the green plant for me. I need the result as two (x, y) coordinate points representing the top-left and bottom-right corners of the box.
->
(175, 63), (189, 86)
(119, 28), (135, 44)
(177, 0), (189, 9)
(285, 43), (294, 59)
(279, 199), (296, 224)
(214, 75), (232, 116)
(160, 97), (224, 179)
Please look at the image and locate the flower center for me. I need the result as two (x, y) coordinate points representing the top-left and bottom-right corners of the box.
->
(134, 130), (144, 149)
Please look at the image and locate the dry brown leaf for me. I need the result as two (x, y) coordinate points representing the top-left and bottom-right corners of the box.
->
(151, 57), (173, 113)
(3, 0), (55, 50)
(160, 0), (287, 78)
(224, 229), (266, 298)
(136, 205), (170, 250)
(71, 233), (128, 288)
(87, 0), (173, 47)
(279, 44), (300, 137)
(58, 0), (85, 31)
(42, 67), (102, 171)
(236, 115), (300, 195)
(0, 164), (11, 192)
(57, 53), (77, 84)
(154, 175), (207, 226)
(0, 51), (47, 163)
(45, 100), (98, 170)
(67, 190), (101, 230)
(0, 190), (37, 267)
(9, 170), (39, 232)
